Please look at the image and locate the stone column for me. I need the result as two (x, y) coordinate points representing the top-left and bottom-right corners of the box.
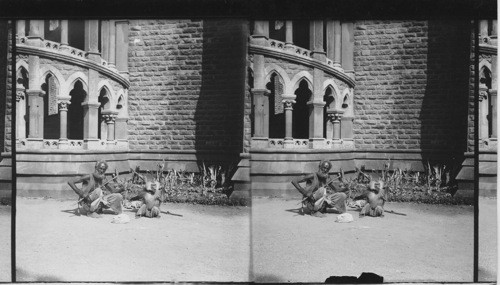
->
(16, 85), (26, 140)
(83, 67), (101, 149)
(17, 20), (26, 38)
(102, 111), (118, 146)
(285, 21), (294, 50)
(479, 84), (489, 142)
(282, 95), (296, 148)
(82, 101), (101, 149)
(490, 55), (497, 139)
(250, 21), (269, 46)
(26, 55), (44, 148)
(252, 89), (269, 138)
(479, 20), (489, 40)
(333, 21), (342, 68)
(27, 20), (44, 47)
(328, 110), (344, 143)
(59, 20), (69, 51)
(325, 112), (334, 140)
(326, 21), (335, 63)
(341, 22), (354, 76)
(251, 53), (270, 148)
(115, 20), (129, 77)
(26, 90), (44, 141)
(84, 20), (100, 62)
(309, 20), (326, 61)
(108, 20), (116, 69)
(115, 116), (129, 149)
(57, 100), (70, 148)
(491, 90), (497, 139)
(100, 20), (110, 62)
(308, 68), (326, 148)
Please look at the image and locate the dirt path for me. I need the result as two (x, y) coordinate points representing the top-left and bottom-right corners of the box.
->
(16, 198), (250, 282)
(478, 197), (498, 282)
(0, 206), (11, 282)
(251, 197), (475, 283)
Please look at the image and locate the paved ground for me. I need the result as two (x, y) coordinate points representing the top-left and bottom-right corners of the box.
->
(0, 206), (11, 282)
(478, 197), (498, 282)
(251, 197), (476, 283)
(16, 198), (250, 282)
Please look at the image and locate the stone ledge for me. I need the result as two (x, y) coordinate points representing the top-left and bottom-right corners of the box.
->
(17, 44), (130, 89)
(249, 44), (355, 87)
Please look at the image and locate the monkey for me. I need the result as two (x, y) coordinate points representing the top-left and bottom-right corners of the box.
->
(358, 180), (386, 218)
(135, 181), (162, 218)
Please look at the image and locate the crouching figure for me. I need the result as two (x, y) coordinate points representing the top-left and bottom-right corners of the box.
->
(68, 160), (124, 218)
(136, 181), (162, 218)
(358, 180), (385, 218)
(291, 160), (348, 218)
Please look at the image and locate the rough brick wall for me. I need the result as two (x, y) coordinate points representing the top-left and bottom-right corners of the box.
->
(127, 19), (247, 153)
(0, 21), (12, 153)
(353, 20), (471, 154)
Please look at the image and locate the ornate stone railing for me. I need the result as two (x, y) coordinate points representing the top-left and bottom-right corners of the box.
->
(17, 139), (114, 150)
(16, 37), (130, 88)
(249, 38), (355, 87)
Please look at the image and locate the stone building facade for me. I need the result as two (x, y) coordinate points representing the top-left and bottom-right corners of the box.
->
(12, 19), (497, 198)
(248, 20), (495, 197)
(0, 21), (12, 200)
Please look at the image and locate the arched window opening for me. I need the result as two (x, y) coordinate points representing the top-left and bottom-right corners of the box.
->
(68, 20), (85, 50)
(248, 68), (255, 137)
(17, 67), (29, 138)
(42, 74), (60, 139)
(480, 67), (493, 138)
(44, 20), (61, 43)
(293, 79), (312, 139)
(98, 89), (110, 140)
(269, 21), (286, 42)
(117, 95), (124, 110)
(17, 67), (29, 89)
(292, 21), (309, 50)
(342, 94), (349, 109)
(68, 81), (85, 140)
(323, 88), (334, 138)
(267, 73), (285, 138)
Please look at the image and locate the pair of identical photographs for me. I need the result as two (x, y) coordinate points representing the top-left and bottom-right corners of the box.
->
(0, 18), (497, 282)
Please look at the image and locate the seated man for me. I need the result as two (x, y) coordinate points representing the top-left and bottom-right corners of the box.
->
(135, 181), (162, 218)
(291, 160), (347, 217)
(68, 160), (124, 218)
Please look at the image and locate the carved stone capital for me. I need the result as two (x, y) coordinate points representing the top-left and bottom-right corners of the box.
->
(327, 110), (344, 122)
(283, 100), (295, 110)
(251, 88), (271, 97)
(58, 101), (70, 111)
(102, 111), (118, 123)
(479, 86), (489, 101)
(16, 88), (26, 102)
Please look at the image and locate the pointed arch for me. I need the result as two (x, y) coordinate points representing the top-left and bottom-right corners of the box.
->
(16, 60), (29, 75)
(96, 80), (116, 108)
(38, 65), (65, 93)
(479, 59), (492, 72)
(264, 63), (291, 94)
(16, 60), (29, 88)
(322, 78), (342, 107)
(290, 71), (313, 94)
(65, 72), (89, 100)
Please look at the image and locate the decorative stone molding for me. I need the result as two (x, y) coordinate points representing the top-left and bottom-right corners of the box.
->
(16, 88), (25, 102)
(479, 85), (489, 101)
(57, 101), (70, 111)
(102, 112), (118, 123)
(17, 39), (130, 89)
(249, 42), (355, 88)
